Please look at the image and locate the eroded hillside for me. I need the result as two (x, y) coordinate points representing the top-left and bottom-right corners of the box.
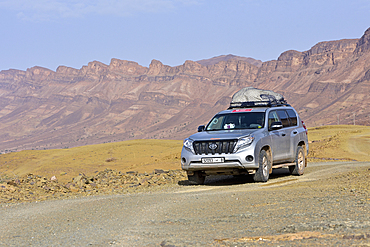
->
(1, 28), (370, 152)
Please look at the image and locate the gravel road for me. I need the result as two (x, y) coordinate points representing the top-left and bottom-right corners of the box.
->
(1, 162), (369, 246)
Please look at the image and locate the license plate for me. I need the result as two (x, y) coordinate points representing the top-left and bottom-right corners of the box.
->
(201, 157), (225, 164)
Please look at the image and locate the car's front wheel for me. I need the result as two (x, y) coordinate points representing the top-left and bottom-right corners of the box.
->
(187, 171), (205, 185)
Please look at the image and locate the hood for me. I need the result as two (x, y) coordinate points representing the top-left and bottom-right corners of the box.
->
(188, 129), (257, 141)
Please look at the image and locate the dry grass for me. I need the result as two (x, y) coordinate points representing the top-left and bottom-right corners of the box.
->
(0, 139), (183, 183)
(1, 125), (370, 183)
(307, 125), (370, 162)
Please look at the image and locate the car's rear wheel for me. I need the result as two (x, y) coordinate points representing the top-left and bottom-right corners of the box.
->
(289, 146), (305, 175)
(253, 150), (271, 182)
(187, 171), (205, 185)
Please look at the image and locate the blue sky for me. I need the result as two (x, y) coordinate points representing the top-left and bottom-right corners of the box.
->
(0, 0), (369, 72)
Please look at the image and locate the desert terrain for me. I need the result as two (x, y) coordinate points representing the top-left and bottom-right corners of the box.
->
(1, 125), (370, 186)
(1, 28), (370, 245)
(0, 125), (369, 246)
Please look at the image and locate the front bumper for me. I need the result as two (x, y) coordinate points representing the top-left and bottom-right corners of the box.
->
(181, 146), (259, 172)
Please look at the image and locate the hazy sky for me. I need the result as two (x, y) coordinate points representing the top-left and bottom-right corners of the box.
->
(0, 0), (369, 72)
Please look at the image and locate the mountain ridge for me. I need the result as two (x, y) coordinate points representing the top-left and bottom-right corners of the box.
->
(1, 27), (370, 153)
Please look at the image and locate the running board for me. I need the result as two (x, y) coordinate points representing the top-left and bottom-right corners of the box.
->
(272, 162), (295, 169)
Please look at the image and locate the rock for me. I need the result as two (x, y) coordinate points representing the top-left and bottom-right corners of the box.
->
(69, 185), (80, 193)
(126, 171), (138, 175)
(64, 183), (75, 189)
(105, 157), (116, 162)
(73, 175), (83, 183)
(154, 169), (167, 174)
(7, 181), (18, 187)
(0, 168), (188, 203)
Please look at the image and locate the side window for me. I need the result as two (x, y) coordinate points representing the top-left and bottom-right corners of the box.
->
(286, 109), (298, 126)
(277, 110), (290, 128)
(268, 111), (279, 128)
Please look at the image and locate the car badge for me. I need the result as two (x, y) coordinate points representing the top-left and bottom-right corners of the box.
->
(209, 143), (218, 150)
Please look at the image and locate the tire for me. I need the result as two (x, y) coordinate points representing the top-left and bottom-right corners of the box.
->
(253, 150), (271, 182)
(187, 171), (205, 185)
(289, 146), (305, 175)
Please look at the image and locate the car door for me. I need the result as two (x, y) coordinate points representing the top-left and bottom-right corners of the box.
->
(268, 110), (289, 162)
(276, 109), (292, 161)
(286, 108), (300, 160)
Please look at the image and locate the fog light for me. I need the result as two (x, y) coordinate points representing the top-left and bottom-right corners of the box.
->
(182, 157), (186, 163)
(246, 155), (254, 162)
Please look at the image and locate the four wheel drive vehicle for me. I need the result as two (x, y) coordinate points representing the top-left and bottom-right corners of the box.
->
(181, 87), (309, 185)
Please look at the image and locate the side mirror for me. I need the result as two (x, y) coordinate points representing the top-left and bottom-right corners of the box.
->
(198, 125), (205, 132)
(270, 121), (283, 130)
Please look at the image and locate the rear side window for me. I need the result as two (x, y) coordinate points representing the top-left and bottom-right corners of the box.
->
(277, 110), (290, 127)
(286, 109), (298, 126)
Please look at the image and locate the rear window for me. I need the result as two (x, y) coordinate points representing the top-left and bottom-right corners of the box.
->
(286, 109), (298, 126)
(277, 110), (290, 127)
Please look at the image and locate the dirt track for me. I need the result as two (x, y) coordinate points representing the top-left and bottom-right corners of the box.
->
(1, 161), (369, 246)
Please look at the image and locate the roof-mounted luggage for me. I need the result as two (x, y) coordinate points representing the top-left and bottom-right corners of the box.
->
(228, 87), (289, 109)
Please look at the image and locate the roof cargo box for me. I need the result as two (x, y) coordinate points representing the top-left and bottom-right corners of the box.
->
(229, 87), (288, 109)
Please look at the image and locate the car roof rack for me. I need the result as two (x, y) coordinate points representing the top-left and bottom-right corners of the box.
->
(228, 99), (290, 109)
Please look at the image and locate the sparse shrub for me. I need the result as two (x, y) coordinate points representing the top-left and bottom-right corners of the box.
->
(105, 157), (116, 162)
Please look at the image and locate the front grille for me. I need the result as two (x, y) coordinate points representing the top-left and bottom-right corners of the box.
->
(193, 140), (237, 155)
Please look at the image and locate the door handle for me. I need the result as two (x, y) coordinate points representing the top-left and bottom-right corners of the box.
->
(293, 131), (297, 134)
(282, 133), (286, 136)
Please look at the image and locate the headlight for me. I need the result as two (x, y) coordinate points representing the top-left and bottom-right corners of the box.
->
(183, 138), (195, 153)
(234, 135), (254, 152)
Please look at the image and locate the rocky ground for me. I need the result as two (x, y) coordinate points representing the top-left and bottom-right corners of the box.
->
(0, 169), (187, 204)
(1, 162), (369, 246)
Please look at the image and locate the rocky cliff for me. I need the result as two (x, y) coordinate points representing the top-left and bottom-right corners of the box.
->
(1, 27), (370, 152)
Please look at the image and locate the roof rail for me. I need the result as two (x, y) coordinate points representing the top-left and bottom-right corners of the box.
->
(228, 100), (290, 109)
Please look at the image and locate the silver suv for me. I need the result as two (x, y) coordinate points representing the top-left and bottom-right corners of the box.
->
(181, 95), (308, 184)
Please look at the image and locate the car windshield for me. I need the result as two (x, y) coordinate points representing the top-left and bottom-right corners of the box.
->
(206, 112), (265, 131)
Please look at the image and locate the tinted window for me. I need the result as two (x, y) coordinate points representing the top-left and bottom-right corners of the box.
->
(268, 111), (279, 128)
(286, 109), (298, 126)
(277, 110), (290, 127)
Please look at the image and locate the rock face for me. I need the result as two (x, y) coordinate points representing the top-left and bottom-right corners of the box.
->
(196, 54), (263, 67)
(1, 28), (370, 152)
